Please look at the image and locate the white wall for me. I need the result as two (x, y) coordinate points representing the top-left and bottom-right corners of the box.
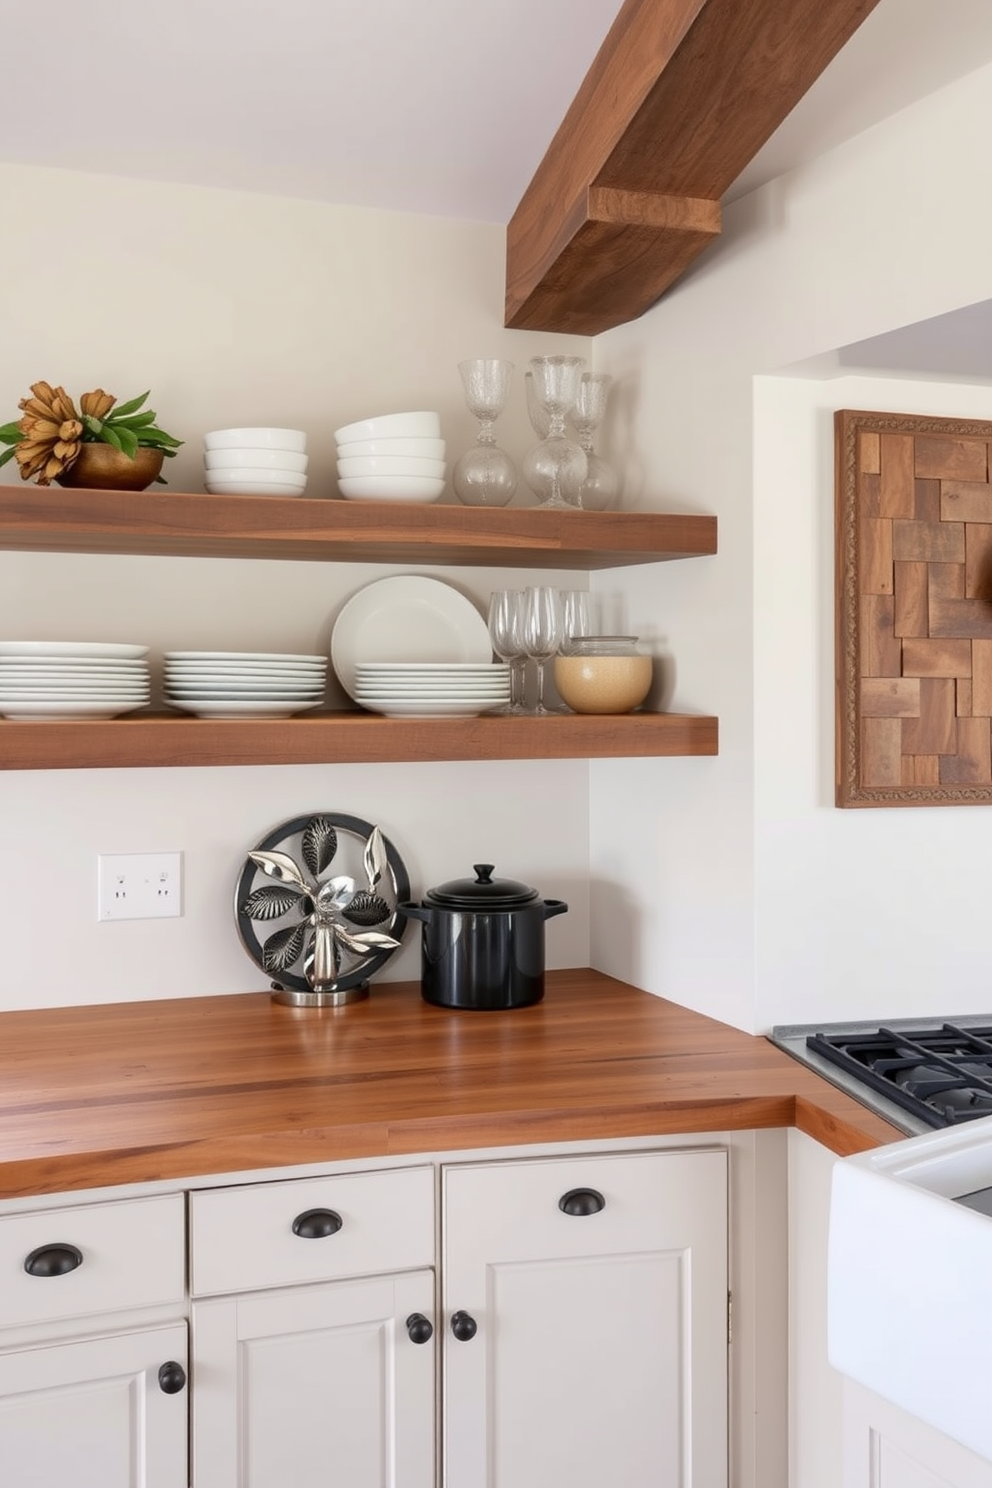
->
(591, 60), (992, 1031)
(0, 164), (597, 1009)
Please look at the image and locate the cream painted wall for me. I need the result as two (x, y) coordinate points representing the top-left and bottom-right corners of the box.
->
(590, 61), (992, 1032)
(0, 164), (598, 1009)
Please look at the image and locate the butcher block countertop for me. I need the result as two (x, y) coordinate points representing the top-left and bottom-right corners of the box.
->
(0, 969), (905, 1200)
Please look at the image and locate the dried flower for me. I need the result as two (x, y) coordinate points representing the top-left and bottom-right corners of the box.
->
(0, 382), (183, 485)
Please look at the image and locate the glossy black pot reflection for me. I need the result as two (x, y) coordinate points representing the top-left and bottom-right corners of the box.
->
(400, 864), (568, 1010)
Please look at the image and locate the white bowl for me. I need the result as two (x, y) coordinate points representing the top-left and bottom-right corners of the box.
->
(333, 411), (441, 443)
(337, 475), (445, 503)
(335, 436), (446, 460)
(337, 455), (447, 479)
(204, 427), (307, 452)
(206, 476), (309, 496)
(204, 449), (309, 473)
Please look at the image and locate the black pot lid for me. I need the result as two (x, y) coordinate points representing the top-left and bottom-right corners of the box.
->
(426, 863), (539, 908)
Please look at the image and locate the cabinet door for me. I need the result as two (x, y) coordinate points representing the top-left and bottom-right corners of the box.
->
(843, 1380), (992, 1488)
(442, 1149), (727, 1488)
(193, 1269), (435, 1488)
(0, 1322), (188, 1488)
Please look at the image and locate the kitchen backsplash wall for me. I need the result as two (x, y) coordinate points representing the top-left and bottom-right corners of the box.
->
(0, 163), (602, 1011)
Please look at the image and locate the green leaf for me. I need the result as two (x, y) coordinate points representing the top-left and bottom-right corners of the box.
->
(115, 426), (139, 459)
(0, 421), (23, 443)
(98, 425), (124, 453)
(109, 391), (150, 419)
(137, 429), (183, 449)
(105, 411), (157, 431)
(0, 446), (17, 468)
(82, 414), (104, 437)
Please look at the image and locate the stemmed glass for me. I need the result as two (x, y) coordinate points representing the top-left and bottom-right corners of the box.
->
(522, 356), (587, 509)
(453, 358), (517, 507)
(487, 589), (527, 713)
(524, 370), (551, 439)
(571, 373), (618, 512)
(521, 585), (564, 714)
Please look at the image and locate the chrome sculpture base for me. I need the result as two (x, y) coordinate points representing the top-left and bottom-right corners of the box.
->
(271, 982), (370, 1008)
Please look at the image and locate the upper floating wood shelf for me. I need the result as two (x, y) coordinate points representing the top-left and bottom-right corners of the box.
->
(0, 487), (716, 569)
(505, 0), (881, 333)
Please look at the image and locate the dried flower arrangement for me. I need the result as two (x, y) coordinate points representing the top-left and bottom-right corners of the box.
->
(0, 381), (182, 485)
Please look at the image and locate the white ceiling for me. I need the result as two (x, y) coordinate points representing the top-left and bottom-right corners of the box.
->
(2, 0), (992, 226)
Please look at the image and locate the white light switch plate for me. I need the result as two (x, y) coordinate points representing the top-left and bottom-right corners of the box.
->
(98, 852), (183, 920)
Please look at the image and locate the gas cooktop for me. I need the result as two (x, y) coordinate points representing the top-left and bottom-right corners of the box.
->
(770, 1015), (992, 1136)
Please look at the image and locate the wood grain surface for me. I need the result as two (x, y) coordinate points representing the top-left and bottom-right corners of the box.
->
(505, 0), (882, 331)
(836, 409), (992, 806)
(0, 970), (903, 1199)
(0, 486), (717, 569)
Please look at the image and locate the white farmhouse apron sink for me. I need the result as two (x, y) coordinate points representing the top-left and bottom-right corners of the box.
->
(829, 1115), (992, 1463)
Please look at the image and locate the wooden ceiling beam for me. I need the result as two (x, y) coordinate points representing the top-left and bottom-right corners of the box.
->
(505, 0), (882, 334)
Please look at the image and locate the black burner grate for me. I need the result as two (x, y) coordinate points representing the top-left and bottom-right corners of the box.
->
(807, 1023), (992, 1129)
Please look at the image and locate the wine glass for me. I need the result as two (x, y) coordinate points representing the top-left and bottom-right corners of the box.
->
(525, 369), (551, 439)
(521, 585), (564, 714)
(522, 356), (587, 509)
(487, 589), (527, 713)
(571, 373), (618, 512)
(560, 590), (595, 652)
(453, 359), (517, 507)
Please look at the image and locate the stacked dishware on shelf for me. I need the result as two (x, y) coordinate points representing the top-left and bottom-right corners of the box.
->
(203, 428), (309, 497)
(352, 662), (510, 718)
(163, 651), (327, 719)
(334, 411), (446, 503)
(0, 641), (150, 720)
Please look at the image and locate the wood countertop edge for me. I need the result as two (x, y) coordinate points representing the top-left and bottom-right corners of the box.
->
(0, 973), (907, 1199)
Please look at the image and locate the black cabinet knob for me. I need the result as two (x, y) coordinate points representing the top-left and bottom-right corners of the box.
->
(450, 1310), (478, 1341)
(559, 1187), (606, 1217)
(291, 1208), (343, 1239)
(158, 1360), (187, 1394)
(406, 1312), (434, 1344)
(23, 1243), (83, 1277)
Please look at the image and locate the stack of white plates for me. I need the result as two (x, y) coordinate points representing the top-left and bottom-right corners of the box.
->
(334, 411), (446, 502)
(163, 651), (327, 719)
(0, 641), (150, 720)
(354, 662), (510, 717)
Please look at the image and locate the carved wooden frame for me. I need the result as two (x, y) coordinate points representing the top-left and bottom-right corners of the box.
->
(835, 408), (992, 807)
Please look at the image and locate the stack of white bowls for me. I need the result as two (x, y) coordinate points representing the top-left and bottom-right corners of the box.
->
(204, 428), (309, 496)
(334, 411), (446, 502)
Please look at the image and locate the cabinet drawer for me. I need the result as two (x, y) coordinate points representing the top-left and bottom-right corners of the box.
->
(190, 1165), (435, 1296)
(0, 1193), (185, 1329)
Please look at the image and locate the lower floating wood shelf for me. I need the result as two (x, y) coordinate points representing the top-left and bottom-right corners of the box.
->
(0, 710), (718, 770)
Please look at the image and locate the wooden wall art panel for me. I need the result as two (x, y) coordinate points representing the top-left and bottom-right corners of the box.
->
(836, 409), (992, 807)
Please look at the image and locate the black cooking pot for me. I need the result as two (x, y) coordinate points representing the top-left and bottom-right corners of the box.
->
(400, 864), (568, 1010)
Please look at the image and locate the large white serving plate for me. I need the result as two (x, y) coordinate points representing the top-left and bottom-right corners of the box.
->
(331, 576), (490, 700)
(829, 1117), (992, 1462)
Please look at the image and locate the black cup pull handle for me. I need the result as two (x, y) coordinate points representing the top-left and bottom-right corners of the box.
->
(406, 1312), (434, 1344)
(292, 1208), (343, 1239)
(158, 1360), (187, 1394)
(559, 1187), (606, 1217)
(450, 1310), (478, 1341)
(24, 1243), (83, 1277)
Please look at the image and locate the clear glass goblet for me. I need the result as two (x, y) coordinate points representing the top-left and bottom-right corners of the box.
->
(571, 373), (618, 512)
(521, 585), (564, 714)
(453, 358), (517, 507)
(525, 369), (551, 439)
(522, 356), (587, 509)
(487, 588), (527, 713)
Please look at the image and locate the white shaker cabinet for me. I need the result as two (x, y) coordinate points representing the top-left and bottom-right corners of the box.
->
(0, 1193), (188, 1488)
(441, 1148), (729, 1488)
(842, 1381), (992, 1488)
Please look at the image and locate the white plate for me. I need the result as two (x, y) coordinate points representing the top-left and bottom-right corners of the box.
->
(0, 657), (149, 670)
(0, 700), (148, 719)
(165, 687), (323, 700)
(357, 697), (504, 717)
(0, 641), (149, 658)
(331, 576), (490, 701)
(355, 661), (506, 673)
(165, 651), (326, 664)
(0, 668), (150, 683)
(0, 688), (150, 700)
(355, 681), (509, 696)
(165, 698), (324, 718)
(164, 665), (325, 679)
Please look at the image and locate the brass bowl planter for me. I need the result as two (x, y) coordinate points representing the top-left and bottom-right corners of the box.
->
(56, 444), (165, 491)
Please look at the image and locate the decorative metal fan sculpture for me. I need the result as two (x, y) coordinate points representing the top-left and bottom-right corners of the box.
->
(235, 812), (410, 1005)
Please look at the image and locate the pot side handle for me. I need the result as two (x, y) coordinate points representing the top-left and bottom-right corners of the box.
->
(398, 902), (432, 924)
(543, 899), (568, 920)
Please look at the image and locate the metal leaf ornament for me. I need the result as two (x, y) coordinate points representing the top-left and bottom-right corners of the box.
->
(240, 815), (403, 995)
